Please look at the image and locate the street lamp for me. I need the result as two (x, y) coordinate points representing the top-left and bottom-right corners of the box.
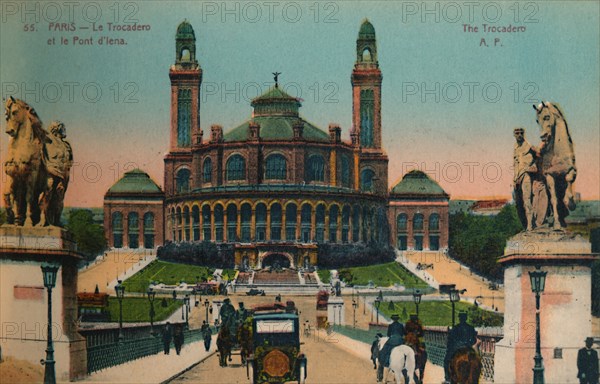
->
(529, 266), (547, 384)
(115, 280), (125, 342)
(352, 300), (358, 329)
(449, 288), (460, 327)
(204, 299), (210, 323)
(412, 289), (422, 318)
(184, 295), (190, 329)
(41, 262), (59, 384)
(374, 298), (381, 324)
(147, 288), (156, 335)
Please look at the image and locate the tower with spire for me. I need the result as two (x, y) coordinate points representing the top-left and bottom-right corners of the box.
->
(351, 19), (388, 196)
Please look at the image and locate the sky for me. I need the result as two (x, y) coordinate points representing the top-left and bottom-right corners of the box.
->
(1, 1), (599, 207)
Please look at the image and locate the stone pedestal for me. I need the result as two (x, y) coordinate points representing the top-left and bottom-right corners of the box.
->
(494, 230), (597, 384)
(327, 297), (345, 325)
(0, 225), (85, 381)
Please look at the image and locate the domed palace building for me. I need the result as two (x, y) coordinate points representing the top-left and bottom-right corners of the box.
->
(104, 20), (449, 267)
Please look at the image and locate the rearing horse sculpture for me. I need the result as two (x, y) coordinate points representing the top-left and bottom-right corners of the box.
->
(3, 97), (48, 226)
(533, 102), (577, 229)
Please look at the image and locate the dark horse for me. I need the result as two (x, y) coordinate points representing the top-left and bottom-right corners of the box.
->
(216, 326), (233, 367)
(237, 318), (253, 366)
(449, 347), (482, 384)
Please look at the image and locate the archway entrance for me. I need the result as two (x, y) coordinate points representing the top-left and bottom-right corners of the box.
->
(261, 253), (292, 269)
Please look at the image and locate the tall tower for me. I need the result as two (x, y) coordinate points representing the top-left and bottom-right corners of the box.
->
(351, 19), (388, 196)
(169, 20), (202, 150)
(352, 19), (382, 150)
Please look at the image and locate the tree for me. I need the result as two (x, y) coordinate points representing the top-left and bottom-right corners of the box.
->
(66, 209), (107, 261)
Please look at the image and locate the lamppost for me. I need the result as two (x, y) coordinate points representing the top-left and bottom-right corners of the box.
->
(449, 288), (460, 327)
(412, 289), (422, 318)
(184, 295), (190, 329)
(115, 280), (125, 342)
(147, 287), (156, 335)
(181, 296), (185, 320)
(41, 262), (59, 384)
(204, 299), (210, 323)
(352, 300), (358, 328)
(529, 266), (547, 384)
(374, 298), (381, 324)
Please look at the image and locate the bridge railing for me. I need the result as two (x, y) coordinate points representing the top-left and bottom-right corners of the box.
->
(424, 326), (503, 382)
(80, 322), (203, 374)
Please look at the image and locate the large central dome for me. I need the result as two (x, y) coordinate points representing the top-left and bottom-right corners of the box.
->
(223, 86), (329, 142)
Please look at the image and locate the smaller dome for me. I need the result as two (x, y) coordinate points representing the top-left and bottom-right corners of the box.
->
(176, 20), (195, 40)
(359, 19), (376, 39)
(390, 170), (448, 198)
(106, 169), (163, 194)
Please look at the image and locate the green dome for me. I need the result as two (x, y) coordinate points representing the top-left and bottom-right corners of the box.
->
(224, 116), (329, 142)
(107, 169), (163, 194)
(176, 20), (195, 40)
(359, 19), (376, 39)
(390, 170), (448, 198)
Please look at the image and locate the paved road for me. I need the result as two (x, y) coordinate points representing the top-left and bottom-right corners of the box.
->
(170, 329), (377, 384)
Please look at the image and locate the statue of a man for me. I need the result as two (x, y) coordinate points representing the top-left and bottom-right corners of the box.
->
(513, 127), (538, 231)
(40, 121), (73, 226)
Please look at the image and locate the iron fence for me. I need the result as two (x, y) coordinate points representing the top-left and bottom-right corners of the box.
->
(86, 326), (203, 374)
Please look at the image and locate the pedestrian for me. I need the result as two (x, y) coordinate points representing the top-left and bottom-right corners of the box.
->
(578, 337), (599, 384)
(201, 321), (212, 352)
(162, 322), (172, 355)
(173, 324), (184, 355)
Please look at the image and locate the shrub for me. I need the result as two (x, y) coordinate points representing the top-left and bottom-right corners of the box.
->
(157, 241), (234, 268)
(317, 242), (395, 269)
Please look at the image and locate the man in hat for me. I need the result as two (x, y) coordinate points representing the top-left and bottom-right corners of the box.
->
(219, 298), (237, 342)
(237, 302), (249, 323)
(201, 320), (212, 352)
(378, 314), (405, 374)
(162, 322), (172, 355)
(444, 312), (478, 382)
(578, 337), (599, 384)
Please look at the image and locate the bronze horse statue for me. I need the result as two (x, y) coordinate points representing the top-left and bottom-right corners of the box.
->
(534, 102), (577, 229)
(3, 97), (48, 226)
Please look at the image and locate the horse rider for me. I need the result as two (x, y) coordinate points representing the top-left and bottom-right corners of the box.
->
(379, 314), (405, 373)
(405, 314), (424, 351)
(219, 298), (237, 342)
(444, 312), (478, 383)
(237, 301), (249, 323)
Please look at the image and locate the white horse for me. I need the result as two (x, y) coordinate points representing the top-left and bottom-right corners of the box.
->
(374, 337), (416, 384)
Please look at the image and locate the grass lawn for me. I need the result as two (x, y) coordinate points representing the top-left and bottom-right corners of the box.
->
(107, 297), (181, 322)
(317, 268), (331, 284)
(379, 300), (503, 327)
(122, 260), (235, 293)
(338, 262), (430, 290)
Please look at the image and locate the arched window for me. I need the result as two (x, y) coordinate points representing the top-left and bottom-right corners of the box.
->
(143, 212), (155, 249)
(241, 203), (252, 242)
(413, 213), (424, 232)
(255, 203), (267, 241)
(285, 203), (297, 241)
(176, 168), (191, 194)
(305, 155), (325, 182)
(202, 205), (211, 241)
(265, 154), (287, 180)
(270, 203), (282, 241)
(329, 205), (339, 243)
(301, 204), (312, 243)
(362, 48), (372, 62)
(397, 213), (408, 232)
(429, 213), (440, 231)
(360, 89), (374, 147)
(340, 155), (351, 187)
(176, 207), (182, 241)
(226, 154), (246, 181)
(227, 204), (237, 242)
(183, 206), (190, 241)
(192, 206), (200, 241)
(112, 212), (123, 248)
(181, 48), (191, 61)
(342, 205), (350, 243)
(361, 169), (375, 192)
(128, 212), (139, 248)
(177, 89), (191, 147)
(352, 205), (360, 242)
(202, 157), (212, 183)
(316, 204), (325, 243)
(214, 204), (224, 242)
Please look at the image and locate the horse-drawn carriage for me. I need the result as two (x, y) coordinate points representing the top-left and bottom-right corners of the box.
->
(246, 312), (307, 384)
